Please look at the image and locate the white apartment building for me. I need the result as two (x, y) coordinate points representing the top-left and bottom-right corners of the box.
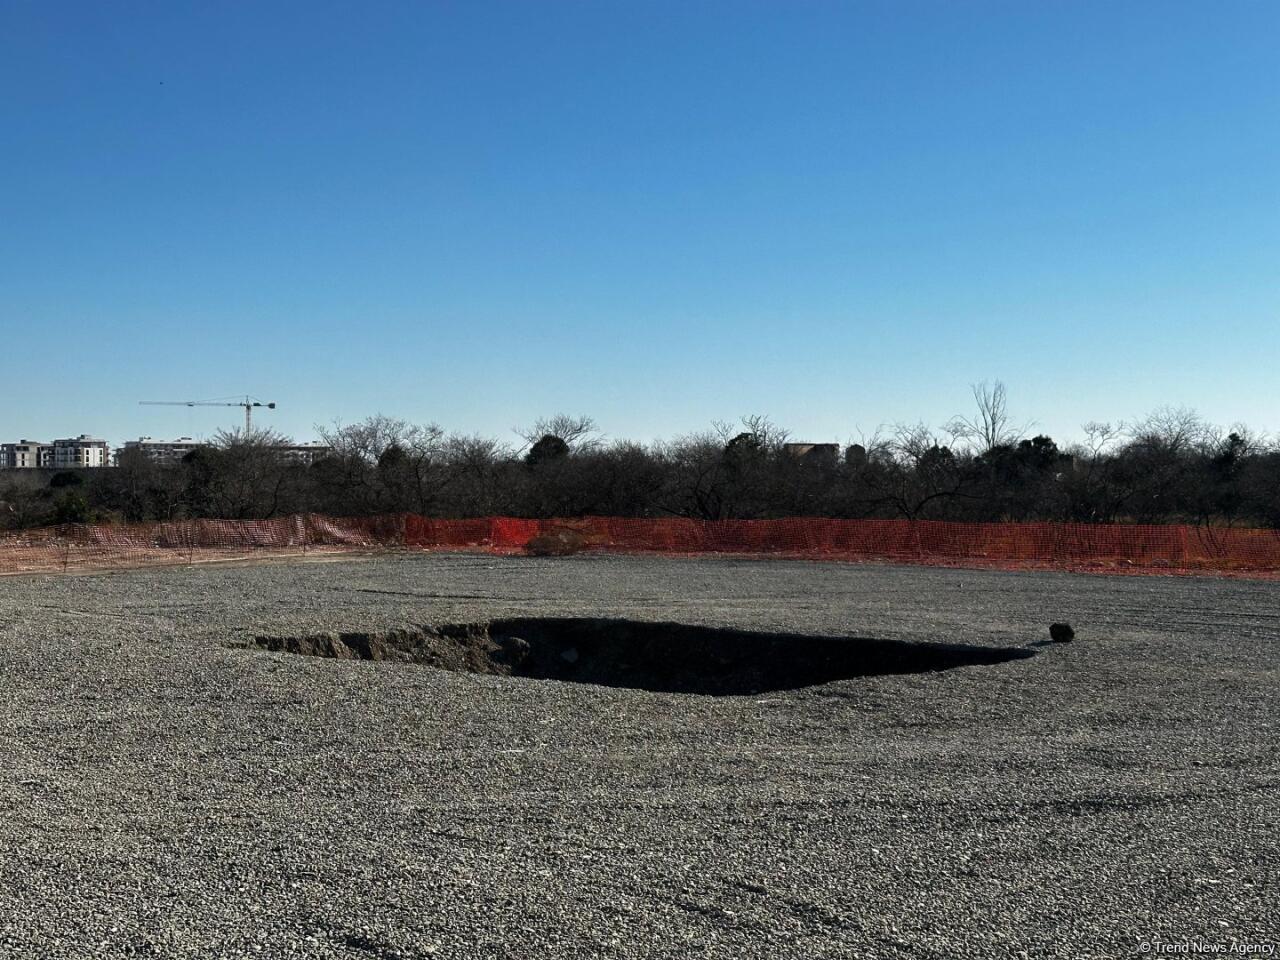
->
(0, 440), (52, 469)
(0, 436), (109, 469)
(51, 435), (110, 468)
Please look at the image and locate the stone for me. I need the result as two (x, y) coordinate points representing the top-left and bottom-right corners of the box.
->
(1049, 622), (1075, 643)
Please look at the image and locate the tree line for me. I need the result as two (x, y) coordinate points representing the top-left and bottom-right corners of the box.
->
(3, 387), (1278, 530)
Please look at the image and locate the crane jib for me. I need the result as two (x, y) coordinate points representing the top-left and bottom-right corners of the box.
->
(137, 398), (277, 433)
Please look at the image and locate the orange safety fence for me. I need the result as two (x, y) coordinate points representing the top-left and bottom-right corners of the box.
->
(2, 513), (1280, 577)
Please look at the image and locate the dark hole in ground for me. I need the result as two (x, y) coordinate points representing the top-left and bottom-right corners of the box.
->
(253, 617), (1035, 696)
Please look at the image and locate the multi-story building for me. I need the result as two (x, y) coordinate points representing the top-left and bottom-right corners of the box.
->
(0, 440), (52, 469)
(119, 437), (210, 466)
(274, 443), (330, 467)
(51, 435), (110, 469)
(0, 436), (109, 469)
(119, 438), (330, 467)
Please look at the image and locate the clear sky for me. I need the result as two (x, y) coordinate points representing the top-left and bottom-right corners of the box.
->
(2, 1), (1277, 449)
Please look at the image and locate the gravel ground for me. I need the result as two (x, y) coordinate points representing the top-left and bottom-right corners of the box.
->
(1, 552), (1277, 958)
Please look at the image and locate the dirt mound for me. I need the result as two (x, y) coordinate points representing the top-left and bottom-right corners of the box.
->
(254, 618), (1035, 696)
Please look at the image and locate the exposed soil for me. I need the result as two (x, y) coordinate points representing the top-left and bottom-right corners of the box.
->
(253, 616), (1036, 695)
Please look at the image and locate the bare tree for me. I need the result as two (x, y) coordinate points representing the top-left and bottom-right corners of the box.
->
(316, 416), (448, 514)
(711, 414), (789, 452)
(841, 422), (978, 520)
(515, 415), (602, 454)
(318, 415), (443, 465)
(948, 381), (1027, 453)
(655, 431), (732, 520)
(438, 434), (509, 516)
(184, 428), (298, 519)
(1081, 420), (1125, 457)
(1129, 406), (1211, 452)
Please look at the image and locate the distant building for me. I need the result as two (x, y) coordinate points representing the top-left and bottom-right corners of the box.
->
(51, 435), (110, 469)
(0, 440), (52, 469)
(1, 436), (108, 469)
(783, 442), (839, 464)
(845, 443), (868, 467)
(274, 443), (330, 467)
(119, 437), (210, 466)
(119, 437), (330, 467)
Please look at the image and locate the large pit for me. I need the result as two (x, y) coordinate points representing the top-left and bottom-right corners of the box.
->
(252, 617), (1035, 695)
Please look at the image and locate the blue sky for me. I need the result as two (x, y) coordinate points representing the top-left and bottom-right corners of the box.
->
(2, 1), (1277, 448)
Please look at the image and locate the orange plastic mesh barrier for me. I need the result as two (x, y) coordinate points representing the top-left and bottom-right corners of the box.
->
(3, 514), (1280, 577)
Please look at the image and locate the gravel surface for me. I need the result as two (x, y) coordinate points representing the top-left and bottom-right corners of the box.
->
(1, 553), (1277, 958)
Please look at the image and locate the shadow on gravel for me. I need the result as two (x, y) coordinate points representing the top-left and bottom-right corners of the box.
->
(253, 617), (1035, 696)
